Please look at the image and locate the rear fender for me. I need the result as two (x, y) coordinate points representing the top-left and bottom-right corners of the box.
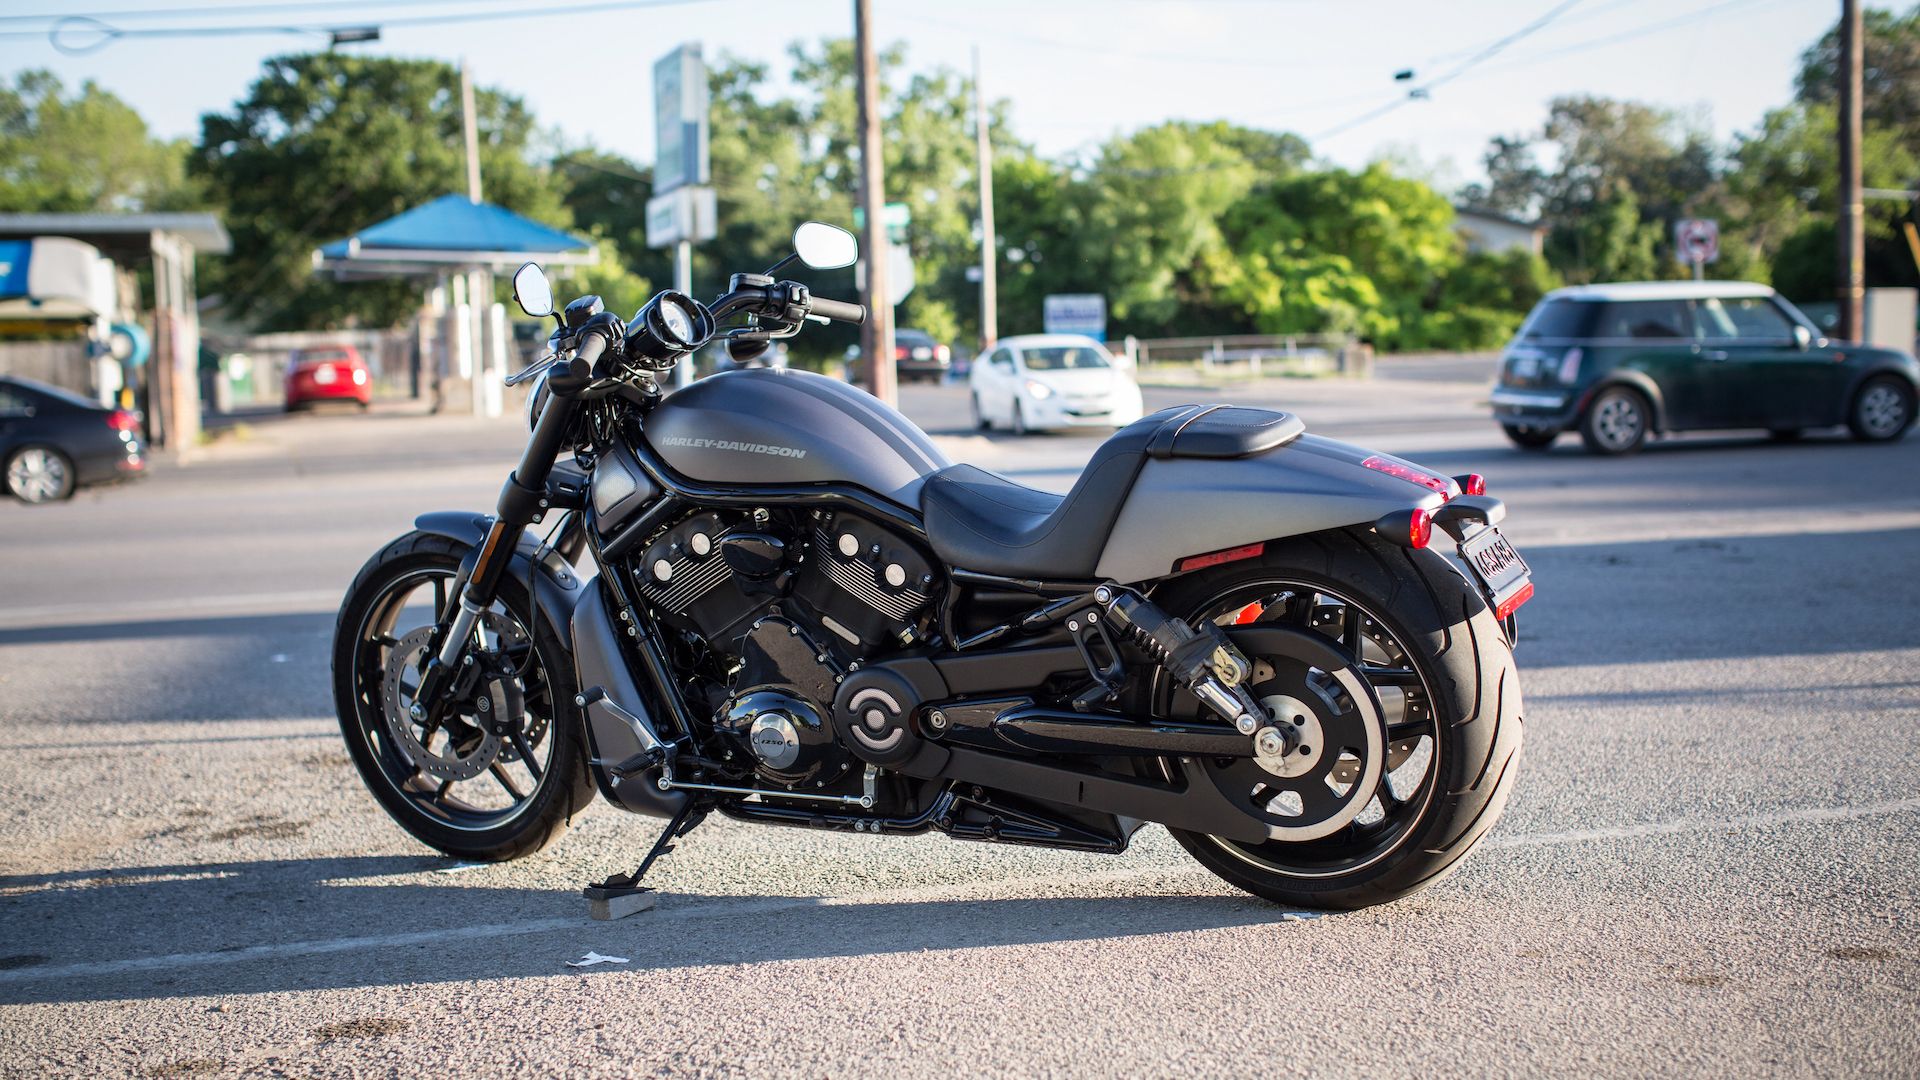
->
(1093, 434), (1447, 584)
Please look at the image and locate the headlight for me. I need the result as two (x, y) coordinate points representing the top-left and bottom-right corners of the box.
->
(1024, 379), (1053, 400)
(524, 367), (552, 431)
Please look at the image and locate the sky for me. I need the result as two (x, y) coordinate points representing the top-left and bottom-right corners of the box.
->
(0, 0), (1842, 195)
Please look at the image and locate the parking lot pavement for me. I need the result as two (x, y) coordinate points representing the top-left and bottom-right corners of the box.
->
(2, 370), (1917, 1077)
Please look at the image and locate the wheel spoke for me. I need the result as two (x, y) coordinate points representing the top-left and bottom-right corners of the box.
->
(1342, 606), (1366, 657)
(1386, 719), (1432, 744)
(435, 778), (454, 802)
(510, 730), (544, 781)
(1360, 665), (1422, 689)
(490, 762), (527, 801)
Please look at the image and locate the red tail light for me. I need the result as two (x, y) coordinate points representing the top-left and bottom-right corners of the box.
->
(1456, 473), (1487, 497)
(894, 346), (909, 360)
(1361, 455), (1450, 494)
(107, 409), (139, 432)
(1176, 541), (1265, 573)
(1495, 581), (1534, 620)
(1408, 507), (1433, 548)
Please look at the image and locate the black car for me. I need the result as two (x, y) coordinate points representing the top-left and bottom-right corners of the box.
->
(845, 328), (953, 384)
(1491, 282), (1920, 454)
(0, 375), (147, 504)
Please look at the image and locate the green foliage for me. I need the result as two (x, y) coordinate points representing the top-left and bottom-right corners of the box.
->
(193, 53), (571, 331)
(0, 70), (197, 212)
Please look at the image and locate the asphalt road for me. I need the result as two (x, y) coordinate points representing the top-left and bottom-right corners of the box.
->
(2, 360), (1917, 1078)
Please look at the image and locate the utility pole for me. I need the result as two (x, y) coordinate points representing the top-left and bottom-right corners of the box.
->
(973, 45), (997, 351)
(1837, 0), (1865, 341)
(458, 60), (496, 417)
(459, 60), (482, 203)
(854, 0), (895, 406)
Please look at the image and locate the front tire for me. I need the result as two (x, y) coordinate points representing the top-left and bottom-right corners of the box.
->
(1012, 401), (1030, 437)
(1500, 423), (1557, 450)
(1848, 376), (1915, 442)
(1152, 529), (1524, 910)
(331, 530), (593, 861)
(971, 392), (991, 431)
(1579, 386), (1650, 455)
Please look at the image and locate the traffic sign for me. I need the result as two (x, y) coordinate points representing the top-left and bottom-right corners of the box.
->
(1044, 294), (1106, 338)
(1675, 219), (1719, 267)
(645, 185), (716, 247)
(653, 44), (709, 196)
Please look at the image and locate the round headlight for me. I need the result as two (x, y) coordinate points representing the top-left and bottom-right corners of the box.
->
(524, 367), (552, 431)
(625, 290), (715, 368)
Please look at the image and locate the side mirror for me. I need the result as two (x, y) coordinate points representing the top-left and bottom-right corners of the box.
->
(1792, 324), (1812, 351)
(512, 262), (553, 318)
(793, 222), (858, 270)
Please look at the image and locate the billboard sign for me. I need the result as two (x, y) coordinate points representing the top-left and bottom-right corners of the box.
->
(1043, 294), (1107, 338)
(653, 44), (709, 196)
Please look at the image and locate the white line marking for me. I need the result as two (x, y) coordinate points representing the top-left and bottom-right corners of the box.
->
(3, 795), (1916, 986)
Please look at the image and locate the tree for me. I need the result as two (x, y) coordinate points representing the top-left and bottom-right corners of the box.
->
(0, 70), (196, 212)
(1457, 135), (1544, 219)
(1796, 4), (1920, 146)
(193, 53), (570, 330)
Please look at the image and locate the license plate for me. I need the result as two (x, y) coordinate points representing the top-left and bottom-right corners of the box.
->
(1460, 526), (1531, 612)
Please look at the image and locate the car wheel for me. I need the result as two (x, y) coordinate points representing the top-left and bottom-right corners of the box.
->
(971, 393), (991, 431)
(4, 445), (77, 504)
(1012, 401), (1030, 437)
(1579, 387), (1650, 455)
(1847, 376), (1916, 442)
(1500, 423), (1558, 450)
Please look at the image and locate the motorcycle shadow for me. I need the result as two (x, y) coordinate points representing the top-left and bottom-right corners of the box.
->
(0, 854), (1325, 1005)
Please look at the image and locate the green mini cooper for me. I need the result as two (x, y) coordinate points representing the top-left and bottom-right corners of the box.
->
(1490, 282), (1920, 455)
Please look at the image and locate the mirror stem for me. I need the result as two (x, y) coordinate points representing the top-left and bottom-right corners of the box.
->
(761, 252), (800, 277)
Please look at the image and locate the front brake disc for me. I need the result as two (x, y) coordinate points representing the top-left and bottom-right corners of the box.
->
(381, 627), (502, 781)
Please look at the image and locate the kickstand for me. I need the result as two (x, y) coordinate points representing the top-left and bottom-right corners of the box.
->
(583, 798), (709, 920)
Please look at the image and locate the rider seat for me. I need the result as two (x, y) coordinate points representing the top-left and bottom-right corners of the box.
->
(920, 405), (1302, 579)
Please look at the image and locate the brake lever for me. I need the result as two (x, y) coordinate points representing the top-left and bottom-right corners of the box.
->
(503, 350), (560, 388)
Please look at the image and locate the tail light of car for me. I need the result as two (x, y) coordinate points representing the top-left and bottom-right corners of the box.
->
(106, 409), (139, 433)
(894, 346), (909, 360)
(935, 344), (951, 363)
(311, 363), (339, 385)
(1556, 346), (1584, 384)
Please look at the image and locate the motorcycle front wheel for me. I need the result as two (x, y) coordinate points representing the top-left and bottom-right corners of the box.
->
(331, 530), (594, 861)
(1149, 528), (1524, 910)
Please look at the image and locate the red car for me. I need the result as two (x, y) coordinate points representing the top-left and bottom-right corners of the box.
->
(285, 344), (371, 411)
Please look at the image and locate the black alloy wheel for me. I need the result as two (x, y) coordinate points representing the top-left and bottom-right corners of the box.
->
(332, 531), (592, 860)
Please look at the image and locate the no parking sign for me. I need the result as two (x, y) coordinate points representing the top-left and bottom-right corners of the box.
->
(1675, 218), (1719, 268)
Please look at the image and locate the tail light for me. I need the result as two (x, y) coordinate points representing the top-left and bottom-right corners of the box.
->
(1454, 473), (1487, 497)
(1407, 507), (1433, 548)
(106, 409), (139, 433)
(894, 346), (909, 360)
(935, 344), (951, 363)
(311, 363), (339, 385)
(1556, 346), (1583, 384)
(1361, 455), (1451, 494)
(1373, 507), (1434, 549)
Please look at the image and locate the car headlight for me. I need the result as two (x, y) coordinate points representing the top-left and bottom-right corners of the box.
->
(1024, 379), (1054, 400)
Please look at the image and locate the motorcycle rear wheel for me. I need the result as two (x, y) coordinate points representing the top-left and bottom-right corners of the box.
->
(331, 530), (594, 861)
(1151, 528), (1524, 910)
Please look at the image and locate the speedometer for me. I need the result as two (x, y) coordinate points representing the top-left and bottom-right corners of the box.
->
(660, 298), (695, 346)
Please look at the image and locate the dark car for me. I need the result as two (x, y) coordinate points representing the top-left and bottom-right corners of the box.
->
(0, 375), (147, 504)
(1490, 282), (1920, 455)
(845, 328), (952, 384)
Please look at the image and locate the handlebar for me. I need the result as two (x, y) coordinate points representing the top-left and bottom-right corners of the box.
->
(573, 329), (610, 368)
(807, 295), (866, 325)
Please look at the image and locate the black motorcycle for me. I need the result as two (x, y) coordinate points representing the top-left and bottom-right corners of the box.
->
(332, 223), (1531, 911)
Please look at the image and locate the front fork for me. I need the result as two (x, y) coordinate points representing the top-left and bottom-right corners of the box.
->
(415, 393), (582, 719)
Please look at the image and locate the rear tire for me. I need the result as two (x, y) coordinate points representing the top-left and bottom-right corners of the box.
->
(1579, 386), (1650, 455)
(4, 445), (76, 504)
(1848, 376), (1915, 442)
(1500, 424), (1557, 450)
(1153, 529), (1524, 910)
(331, 530), (594, 861)
(1012, 401), (1030, 437)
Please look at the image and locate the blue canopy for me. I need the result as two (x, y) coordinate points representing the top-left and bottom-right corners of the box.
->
(314, 195), (593, 276)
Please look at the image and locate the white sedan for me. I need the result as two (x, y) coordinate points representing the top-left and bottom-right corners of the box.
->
(967, 334), (1145, 435)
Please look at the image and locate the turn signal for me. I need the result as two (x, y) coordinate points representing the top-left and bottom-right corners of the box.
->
(1408, 507), (1433, 548)
(1373, 507), (1434, 549)
(1454, 473), (1487, 497)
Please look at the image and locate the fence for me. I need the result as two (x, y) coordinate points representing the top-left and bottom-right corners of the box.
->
(0, 340), (93, 395)
(204, 328), (418, 408)
(1121, 333), (1372, 378)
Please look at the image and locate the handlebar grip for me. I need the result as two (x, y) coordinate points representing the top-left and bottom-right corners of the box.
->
(809, 296), (867, 325)
(573, 330), (609, 367)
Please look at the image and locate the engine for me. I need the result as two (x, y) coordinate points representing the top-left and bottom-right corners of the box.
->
(632, 507), (936, 788)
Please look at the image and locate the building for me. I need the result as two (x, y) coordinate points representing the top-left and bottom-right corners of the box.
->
(1453, 206), (1547, 258)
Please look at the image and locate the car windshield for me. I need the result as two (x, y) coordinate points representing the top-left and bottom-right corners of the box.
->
(1519, 300), (1601, 340)
(1021, 346), (1110, 371)
(895, 331), (934, 347)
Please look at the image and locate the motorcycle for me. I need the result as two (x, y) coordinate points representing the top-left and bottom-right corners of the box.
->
(331, 222), (1531, 912)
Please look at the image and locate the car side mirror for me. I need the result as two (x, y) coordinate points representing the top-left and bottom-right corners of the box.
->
(1792, 324), (1812, 351)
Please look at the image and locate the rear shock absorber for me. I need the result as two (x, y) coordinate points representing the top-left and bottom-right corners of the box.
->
(1094, 586), (1278, 739)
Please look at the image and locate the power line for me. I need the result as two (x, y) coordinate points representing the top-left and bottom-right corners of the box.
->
(4, 0), (723, 52)
(1314, 0), (1588, 142)
(0, 0), (490, 26)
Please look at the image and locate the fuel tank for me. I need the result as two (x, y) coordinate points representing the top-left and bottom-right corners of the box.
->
(644, 368), (952, 506)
